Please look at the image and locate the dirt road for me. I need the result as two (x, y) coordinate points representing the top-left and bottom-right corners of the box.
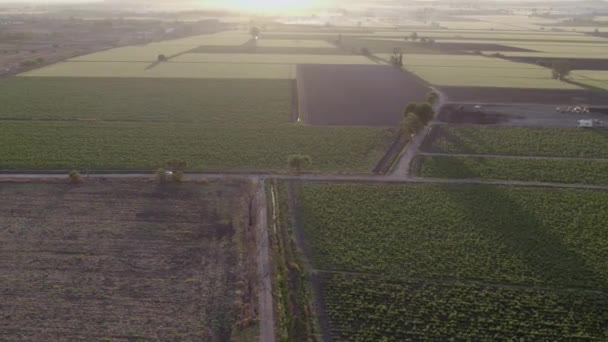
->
(2, 172), (608, 191)
(253, 179), (275, 342)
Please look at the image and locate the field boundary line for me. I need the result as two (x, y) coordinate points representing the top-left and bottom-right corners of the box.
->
(3, 173), (608, 191)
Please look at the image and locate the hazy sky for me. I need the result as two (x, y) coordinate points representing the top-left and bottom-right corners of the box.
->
(0, 0), (102, 3)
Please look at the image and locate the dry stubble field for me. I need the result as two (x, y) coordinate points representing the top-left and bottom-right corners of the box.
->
(0, 180), (258, 341)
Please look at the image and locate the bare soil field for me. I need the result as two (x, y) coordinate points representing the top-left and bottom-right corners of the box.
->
(297, 64), (429, 126)
(441, 86), (608, 105)
(0, 180), (258, 341)
(438, 103), (608, 127)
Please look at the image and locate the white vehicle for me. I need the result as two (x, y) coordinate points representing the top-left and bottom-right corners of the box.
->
(578, 119), (594, 128)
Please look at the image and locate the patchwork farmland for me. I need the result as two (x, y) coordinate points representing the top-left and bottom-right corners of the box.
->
(4, 7), (608, 341)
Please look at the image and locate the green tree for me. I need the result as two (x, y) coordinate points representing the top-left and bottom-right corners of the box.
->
(551, 60), (571, 80)
(165, 159), (187, 171)
(157, 159), (186, 183)
(404, 102), (434, 125)
(401, 113), (423, 136)
(391, 48), (403, 67)
(156, 168), (169, 183)
(250, 27), (260, 39)
(427, 91), (439, 105)
(288, 154), (312, 173)
(68, 170), (81, 184)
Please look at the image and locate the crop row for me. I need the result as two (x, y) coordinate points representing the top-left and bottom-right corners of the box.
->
(422, 125), (608, 158)
(0, 78), (291, 123)
(414, 155), (608, 184)
(322, 273), (608, 341)
(0, 120), (391, 172)
(298, 183), (608, 288)
(0, 78), (393, 172)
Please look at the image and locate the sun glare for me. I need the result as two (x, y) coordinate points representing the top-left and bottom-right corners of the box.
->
(215, 0), (318, 12)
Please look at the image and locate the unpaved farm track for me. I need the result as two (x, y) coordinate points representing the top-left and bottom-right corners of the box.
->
(252, 179), (275, 342)
(2, 172), (608, 191)
(391, 87), (448, 178)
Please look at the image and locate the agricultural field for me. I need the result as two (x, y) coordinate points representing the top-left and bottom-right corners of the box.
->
(154, 32), (251, 46)
(364, 31), (608, 42)
(414, 155), (608, 185)
(68, 31), (251, 62)
(0, 180), (257, 341)
(481, 43), (608, 59)
(68, 44), (198, 62)
(0, 78), (392, 171)
(322, 273), (608, 341)
(296, 183), (608, 339)
(427, 40), (608, 59)
(150, 62), (296, 79)
(400, 54), (579, 89)
(255, 39), (336, 48)
(571, 70), (608, 90)
(439, 86), (608, 104)
(423, 126), (608, 158)
(22, 61), (296, 79)
(170, 53), (375, 65)
(296, 64), (428, 126)
(298, 183), (608, 287)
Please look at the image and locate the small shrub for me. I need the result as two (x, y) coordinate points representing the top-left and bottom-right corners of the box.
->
(173, 170), (184, 182)
(156, 168), (171, 183)
(288, 154), (312, 173)
(68, 170), (81, 184)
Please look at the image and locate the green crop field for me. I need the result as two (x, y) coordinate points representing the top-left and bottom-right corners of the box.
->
(415, 155), (608, 184)
(401, 54), (579, 88)
(424, 126), (608, 158)
(298, 183), (608, 288)
(170, 53), (376, 64)
(322, 273), (608, 341)
(150, 62), (296, 79)
(67, 31), (250, 62)
(399, 54), (542, 68)
(367, 30), (608, 42)
(20, 62), (152, 78)
(571, 70), (608, 90)
(154, 31), (250, 46)
(482, 42), (608, 59)
(297, 183), (608, 339)
(21, 61), (296, 79)
(0, 78), (392, 171)
(68, 44), (198, 62)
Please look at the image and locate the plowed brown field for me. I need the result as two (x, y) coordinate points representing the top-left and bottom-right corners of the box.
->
(0, 180), (255, 341)
(296, 64), (429, 126)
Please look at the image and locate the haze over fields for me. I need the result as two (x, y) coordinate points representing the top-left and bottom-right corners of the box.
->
(2, 0), (608, 340)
